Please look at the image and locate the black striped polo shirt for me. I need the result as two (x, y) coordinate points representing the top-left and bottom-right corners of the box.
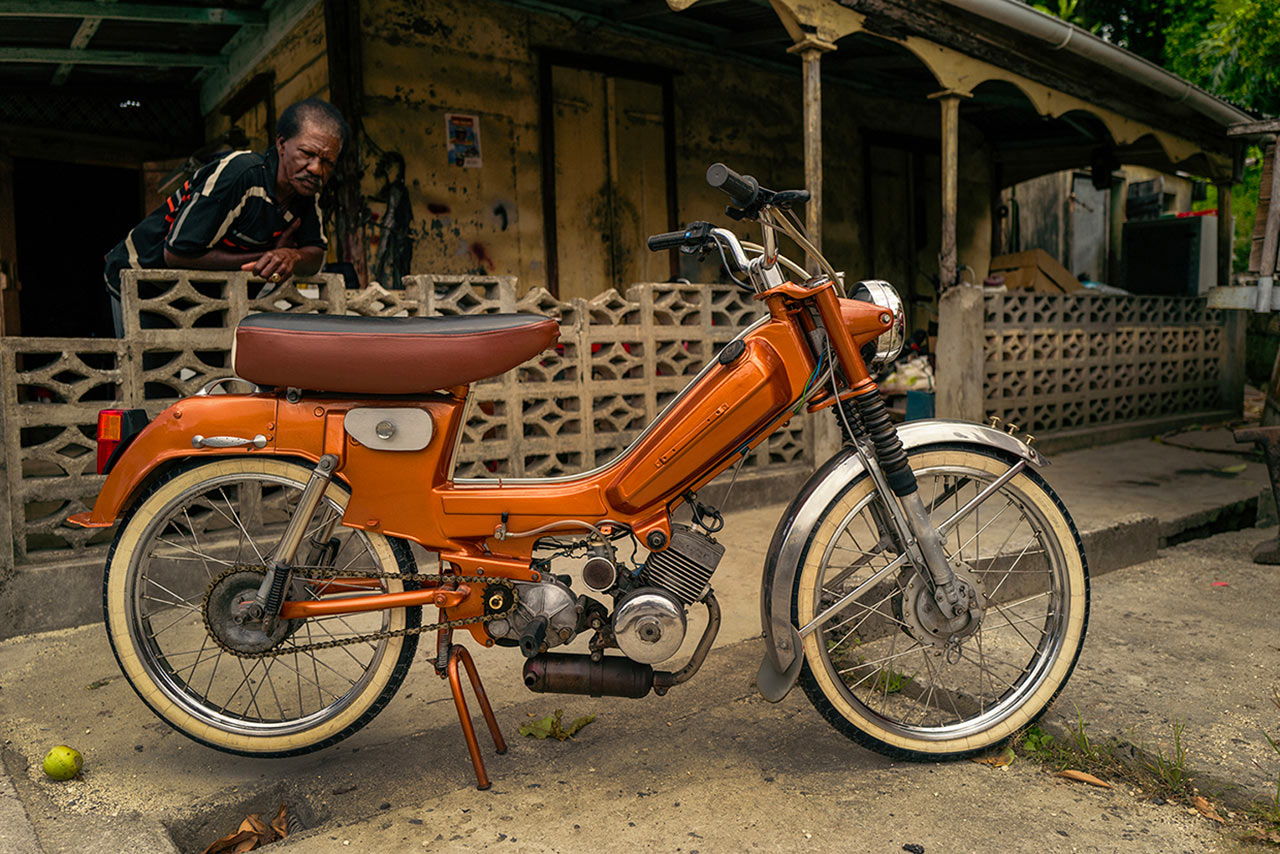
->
(104, 145), (327, 296)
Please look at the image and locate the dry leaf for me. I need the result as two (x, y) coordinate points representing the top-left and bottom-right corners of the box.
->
(1055, 769), (1112, 788)
(201, 804), (290, 854)
(970, 746), (1015, 767)
(1191, 796), (1225, 823)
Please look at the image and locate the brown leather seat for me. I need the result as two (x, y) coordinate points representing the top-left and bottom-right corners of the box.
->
(233, 312), (560, 395)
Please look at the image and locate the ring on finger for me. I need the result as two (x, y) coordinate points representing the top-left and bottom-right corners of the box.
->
(269, 272), (282, 283)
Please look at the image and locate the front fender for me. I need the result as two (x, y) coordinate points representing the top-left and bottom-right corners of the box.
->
(756, 419), (1046, 702)
(70, 394), (286, 527)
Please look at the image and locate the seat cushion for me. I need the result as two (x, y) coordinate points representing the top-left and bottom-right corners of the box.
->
(233, 313), (560, 394)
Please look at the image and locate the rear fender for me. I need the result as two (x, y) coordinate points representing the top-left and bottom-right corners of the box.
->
(756, 420), (1047, 702)
(72, 394), (288, 527)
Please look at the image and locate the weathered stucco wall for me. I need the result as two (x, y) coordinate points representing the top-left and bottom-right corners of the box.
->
(194, 0), (995, 308)
(356, 0), (994, 303)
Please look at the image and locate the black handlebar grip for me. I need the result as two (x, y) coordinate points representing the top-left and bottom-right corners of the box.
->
(706, 163), (760, 208)
(647, 230), (691, 251)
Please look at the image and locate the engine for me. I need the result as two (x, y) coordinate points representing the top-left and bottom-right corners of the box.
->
(610, 524), (725, 665)
(486, 577), (578, 657)
(637, 524), (725, 605)
(521, 524), (727, 697)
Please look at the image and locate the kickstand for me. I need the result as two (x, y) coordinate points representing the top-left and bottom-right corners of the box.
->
(437, 630), (507, 790)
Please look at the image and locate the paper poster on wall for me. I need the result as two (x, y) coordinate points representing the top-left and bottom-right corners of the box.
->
(445, 113), (482, 168)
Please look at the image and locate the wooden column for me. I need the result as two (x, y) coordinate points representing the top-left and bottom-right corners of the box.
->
(935, 285), (985, 421)
(1215, 178), (1234, 288)
(788, 38), (834, 276)
(324, 0), (368, 287)
(1213, 178), (1244, 415)
(931, 91), (968, 290)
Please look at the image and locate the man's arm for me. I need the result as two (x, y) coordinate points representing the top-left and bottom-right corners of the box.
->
(163, 244), (323, 278)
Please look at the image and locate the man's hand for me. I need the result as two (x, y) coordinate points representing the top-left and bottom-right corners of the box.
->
(241, 220), (304, 280)
(241, 247), (302, 280)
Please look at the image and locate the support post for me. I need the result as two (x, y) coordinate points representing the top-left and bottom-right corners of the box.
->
(1215, 177), (1245, 416)
(787, 35), (840, 462)
(935, 284), (985, 422)
(1216, 178), (1234, 289)
(1258, 137), (1280, 318)
(323, 0), (368, 287)
(930, 91), (968, 291)
(787, 38), (834, 277)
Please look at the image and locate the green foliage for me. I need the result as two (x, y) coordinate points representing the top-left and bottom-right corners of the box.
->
(1032, 0), (1098, 30)
(870, 664), (913, 695)
(1028, 0), (1279, 115)
(1018, 724), (1063, 763)
(1027, 0), (1215, 63)
(1166, 0), (1280, 115)
(519, 709), (595, 740)
(1141, 720), (1192, 795)
(1069, 706), (1102, 762)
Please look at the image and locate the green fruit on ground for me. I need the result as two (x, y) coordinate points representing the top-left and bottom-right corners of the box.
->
(42, 745), (82, 781)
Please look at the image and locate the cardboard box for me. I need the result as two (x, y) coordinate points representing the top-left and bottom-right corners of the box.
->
(988, 249), (1082, 294)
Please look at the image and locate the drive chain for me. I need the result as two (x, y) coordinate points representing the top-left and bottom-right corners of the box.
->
(201, 564), (519, 660)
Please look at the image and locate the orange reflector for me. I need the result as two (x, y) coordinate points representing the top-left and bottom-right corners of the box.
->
(98, 410), (123, 441)
(96, 409), (125, 474)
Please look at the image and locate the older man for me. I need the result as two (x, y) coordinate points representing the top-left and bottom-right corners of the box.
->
(103, 98), (348, 335)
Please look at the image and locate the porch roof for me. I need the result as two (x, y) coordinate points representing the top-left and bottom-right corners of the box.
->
(501, 0), (1255, 180)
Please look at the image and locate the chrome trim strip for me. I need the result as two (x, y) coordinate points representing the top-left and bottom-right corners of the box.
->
(453, 315), (772, 485)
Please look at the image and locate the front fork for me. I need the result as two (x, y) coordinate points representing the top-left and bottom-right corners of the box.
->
(840, 392), (970, 616)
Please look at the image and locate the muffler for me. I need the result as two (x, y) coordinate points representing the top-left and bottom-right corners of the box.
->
(522, 653), (654, 698)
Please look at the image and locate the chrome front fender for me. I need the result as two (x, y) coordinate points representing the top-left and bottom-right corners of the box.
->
(755, 419), (1046, 702)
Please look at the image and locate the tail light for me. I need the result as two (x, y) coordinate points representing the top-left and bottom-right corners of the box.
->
(96, 409), (149, 475)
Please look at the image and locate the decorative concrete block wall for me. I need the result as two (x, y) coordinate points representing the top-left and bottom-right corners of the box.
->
(0, 271), (811, 569)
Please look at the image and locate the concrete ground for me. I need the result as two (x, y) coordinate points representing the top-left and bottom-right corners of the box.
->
(1, 426), (1277, 853)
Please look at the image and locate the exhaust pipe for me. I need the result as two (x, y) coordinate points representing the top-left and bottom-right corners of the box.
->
(522, 653), (654, 698)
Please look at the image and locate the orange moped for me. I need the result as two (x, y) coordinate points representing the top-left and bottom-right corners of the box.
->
(73, 164), (1088, 789)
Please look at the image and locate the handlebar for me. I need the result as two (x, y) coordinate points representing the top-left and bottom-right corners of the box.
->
(646, 220), (715, 252)
(706, 163), (760, 209)
(647, 162), (835, 290)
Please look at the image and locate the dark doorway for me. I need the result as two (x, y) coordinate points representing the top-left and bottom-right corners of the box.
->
(14, 158), (142, 337)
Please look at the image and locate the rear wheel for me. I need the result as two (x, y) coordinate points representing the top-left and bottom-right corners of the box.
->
(792, 445), (1089, 759)
(103, 458), (420, 757)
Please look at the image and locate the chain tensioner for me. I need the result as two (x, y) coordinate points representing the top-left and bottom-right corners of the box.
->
(201, 564), (519, 659)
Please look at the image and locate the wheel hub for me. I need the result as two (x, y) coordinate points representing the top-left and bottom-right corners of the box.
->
(204, 569), (295, 654)
(898, 563), (986, 646)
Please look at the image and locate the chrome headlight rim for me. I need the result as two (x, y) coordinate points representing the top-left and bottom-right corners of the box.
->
(850, 280), (905, 369)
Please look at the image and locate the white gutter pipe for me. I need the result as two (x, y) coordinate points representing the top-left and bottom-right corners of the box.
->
(937, 0), (1253, 128)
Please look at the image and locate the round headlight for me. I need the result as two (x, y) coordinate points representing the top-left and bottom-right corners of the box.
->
(850, 280), (905, 369)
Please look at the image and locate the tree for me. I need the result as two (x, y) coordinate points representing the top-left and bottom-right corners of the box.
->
(1165, 0), (1280, 116)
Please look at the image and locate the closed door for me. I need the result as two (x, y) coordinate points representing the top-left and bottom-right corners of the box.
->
(549, 66), (671, 301)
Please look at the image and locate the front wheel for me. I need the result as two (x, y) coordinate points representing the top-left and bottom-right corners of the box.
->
(792, 445), (1089, 760)
(103, 457), (420, 757)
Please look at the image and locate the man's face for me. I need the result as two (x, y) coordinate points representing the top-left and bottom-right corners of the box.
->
(276, 120), (342, 198)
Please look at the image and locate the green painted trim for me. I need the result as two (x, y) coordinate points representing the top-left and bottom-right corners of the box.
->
(0, 1), (266, 26)
(0, 47), (226, 67)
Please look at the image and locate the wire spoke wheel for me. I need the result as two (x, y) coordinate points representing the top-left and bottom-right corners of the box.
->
(794, 445), (1089, 759)
(103, 458), (419, 756)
